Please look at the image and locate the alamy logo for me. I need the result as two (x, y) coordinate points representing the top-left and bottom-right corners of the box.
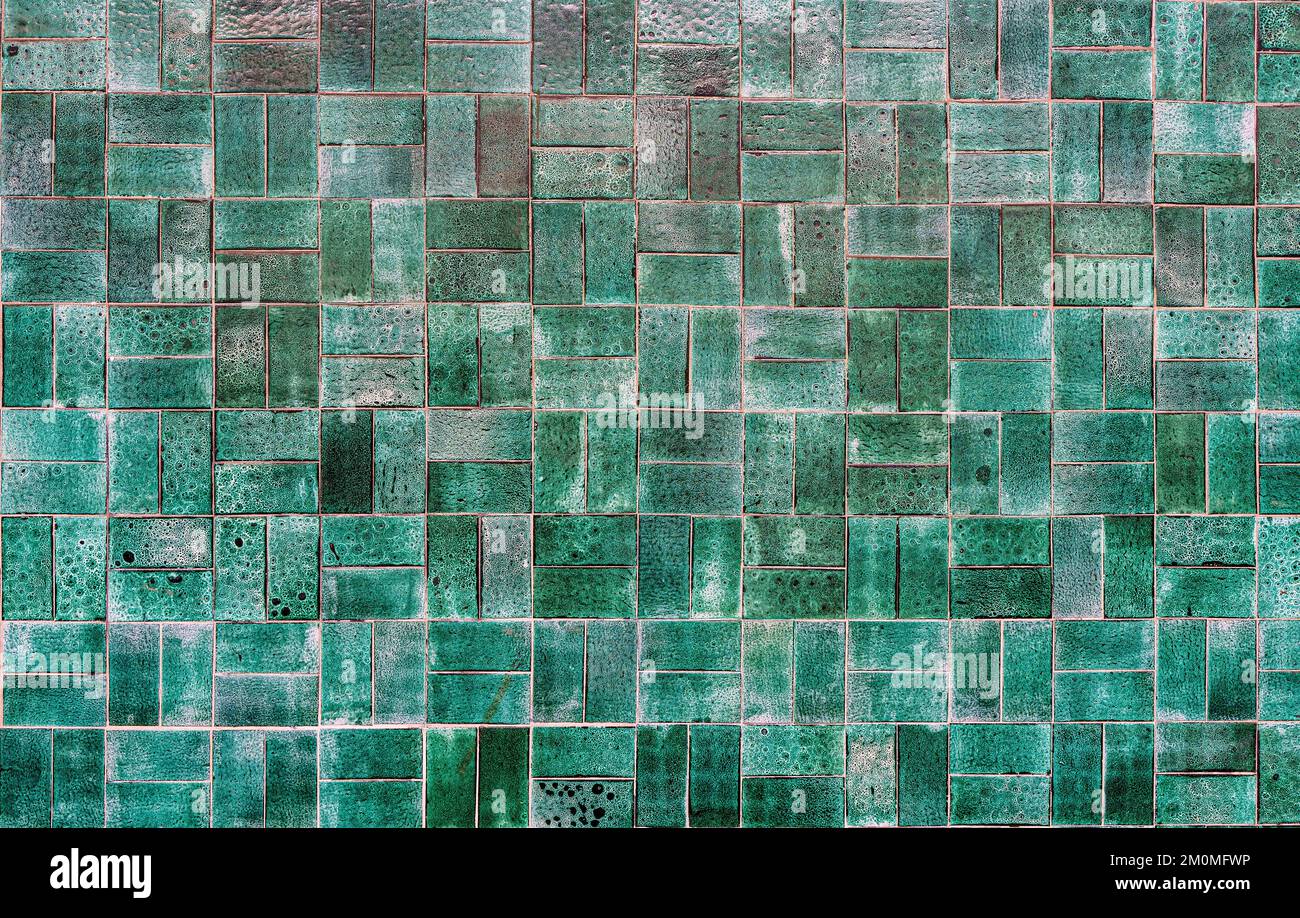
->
(3, 651), (105, 698)
(890, 647), (1001, 701)
(151, 257), (261, 305)
(50, 849), (152, 899)
(594, 385), (704, 439)
(1043, 255), (1153, 306)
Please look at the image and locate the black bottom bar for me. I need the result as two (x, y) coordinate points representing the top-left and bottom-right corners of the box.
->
(1, 826), (1284, 904)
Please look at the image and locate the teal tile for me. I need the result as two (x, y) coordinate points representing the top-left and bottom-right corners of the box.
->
(0, 0), (1287, 831)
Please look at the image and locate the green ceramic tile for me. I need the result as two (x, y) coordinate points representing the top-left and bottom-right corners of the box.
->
(0, 0), (1290, 831)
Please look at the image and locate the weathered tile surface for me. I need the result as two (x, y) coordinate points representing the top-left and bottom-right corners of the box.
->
(0, 0), (1295, 828)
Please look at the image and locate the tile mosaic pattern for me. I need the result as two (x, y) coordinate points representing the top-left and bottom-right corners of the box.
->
(0, 0), (1297, 828)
